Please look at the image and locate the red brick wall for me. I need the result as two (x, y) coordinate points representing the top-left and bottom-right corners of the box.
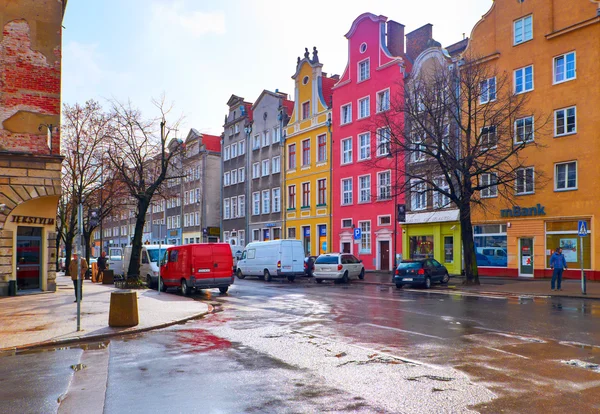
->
(406, 24), (433, 62)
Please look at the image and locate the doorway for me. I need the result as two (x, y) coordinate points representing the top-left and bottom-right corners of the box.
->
(379, 240), (390, 271)
(519, 237), (534, 277)
(16, 226), (42, 290)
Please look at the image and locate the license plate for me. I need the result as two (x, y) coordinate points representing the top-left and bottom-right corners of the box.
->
(402, 278), (413, 282)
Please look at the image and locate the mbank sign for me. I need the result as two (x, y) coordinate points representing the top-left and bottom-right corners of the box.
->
(500, 204), (546, 218)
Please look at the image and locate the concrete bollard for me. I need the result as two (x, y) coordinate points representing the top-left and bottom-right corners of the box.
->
(108, 290), (139, 327)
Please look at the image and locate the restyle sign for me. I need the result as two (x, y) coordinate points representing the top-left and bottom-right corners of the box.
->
(500, 204), (546, 218)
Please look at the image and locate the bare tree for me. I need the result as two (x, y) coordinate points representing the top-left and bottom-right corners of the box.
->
(106, 96), (183, 280)
(375, 54), (549, 285)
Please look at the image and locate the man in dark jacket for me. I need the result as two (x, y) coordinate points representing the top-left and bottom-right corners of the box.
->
(550, 247), (567, 291)
(97, 251), (108, 283)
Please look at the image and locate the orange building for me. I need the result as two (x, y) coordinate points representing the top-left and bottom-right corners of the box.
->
(466, 0), (600, 280)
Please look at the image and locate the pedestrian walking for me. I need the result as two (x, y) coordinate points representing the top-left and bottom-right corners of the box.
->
(97, 251), (107, 283)
(550, 247), (567, 291)
(69, 253), (88, 302)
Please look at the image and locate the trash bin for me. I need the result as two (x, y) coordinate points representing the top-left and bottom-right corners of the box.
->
(8, 280), (17, 296)
(102, 269), (114, 285)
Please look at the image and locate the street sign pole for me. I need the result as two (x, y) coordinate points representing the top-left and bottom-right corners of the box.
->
(578, 220), (588, 295)
(77, 203), (83, 331)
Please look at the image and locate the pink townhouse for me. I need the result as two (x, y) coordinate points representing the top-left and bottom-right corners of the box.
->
(332, 13), (409, 271)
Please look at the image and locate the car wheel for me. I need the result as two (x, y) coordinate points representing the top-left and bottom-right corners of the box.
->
(287, 275), (295, 282)
(160, 278), (167, 292)
(219, 286), (228, 294)
(441, 272), (449, 284)
(341, 271), (349, 284)
(146, 275), (154, 289)
(396, 283), (403, 289)
(181, 279), (190, 296)
(264, 269), (272, 282)
(236, 269), (245, 279)
(424, 276), (431, 289)
(315, 278), (323, 284)
(358, 269), (365, 280)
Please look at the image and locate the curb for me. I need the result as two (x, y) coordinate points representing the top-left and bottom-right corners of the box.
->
(0, 305), (213, 354)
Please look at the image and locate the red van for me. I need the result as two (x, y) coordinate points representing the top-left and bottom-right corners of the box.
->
(160, 243), (234, 295)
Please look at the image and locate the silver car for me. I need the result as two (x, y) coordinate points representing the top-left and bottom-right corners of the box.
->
(313, 253), (365, 284)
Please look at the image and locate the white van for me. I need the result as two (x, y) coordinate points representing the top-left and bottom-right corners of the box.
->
(107, 247), (124, 276)
(123, 245), (173, 288)
(236, 239), (305, 282)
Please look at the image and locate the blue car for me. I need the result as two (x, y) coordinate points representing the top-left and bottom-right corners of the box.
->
(394, 259), (450, 289)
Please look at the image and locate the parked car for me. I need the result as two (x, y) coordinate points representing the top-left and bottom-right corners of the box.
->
(236, 239), (305, 282)
(124, 245), (174, 288)
(160, 243), (234, 295)
(304, 256), (317, 276)
(394, 259), (450, 289)
(476, 253), (492, 267)
(312, 253), (365, 284)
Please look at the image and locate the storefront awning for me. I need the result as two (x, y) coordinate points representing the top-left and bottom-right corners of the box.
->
(404, 209), (460, 224)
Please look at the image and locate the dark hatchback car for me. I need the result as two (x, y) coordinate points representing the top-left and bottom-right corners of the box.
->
(304, 256), (317, 276)
(394, 259), (450, 289)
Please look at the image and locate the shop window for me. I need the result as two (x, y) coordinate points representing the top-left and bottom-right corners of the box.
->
(409, 235), (434, 260)
(546, 220), (591, 269)
(473, 225), (507, 267)
(444, 236), (453, 263)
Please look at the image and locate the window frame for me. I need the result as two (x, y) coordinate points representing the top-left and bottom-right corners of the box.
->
(288, 185), (296, 209)
(554, 106), (577, 137)
(341, 137), (353, 165)
(358, 132), (371, 161)
(272, 156), (281, 174)
(553, 51), (576, 85)
(554, 161), (577, 192)
(411, 180), (427, 211)
(302, 101), (311, 120)
(317, 178), (326, 205)
(480, 173), (498, 198)
(288, 143), (296, 170)
(358, 174), (371, 204)
(317, 134), (327, 163)
(513, 14), (533, 46)
(357, 57), (370, 83)
(377, 170), (391, 201)
(376, 88), (390, 112)
(261, 159), (270, 177)
(515, 166), (535, 195)
(358, 96), (370, 119)
(479, 77), (497, 104)
(376, 127), (391, 157)
(515, 116), (535, 144)
(341, 177), (353, 205)
(262, 190), (270, 214)
(514, 65), (534, 94)
(252, 162), (260, 179)
(272, 188), (281, 213)
(341, 103), (352, 125)
(252, 192), (260, 215)
(301, 138), (311, 167)
(301, 182), (310, 208)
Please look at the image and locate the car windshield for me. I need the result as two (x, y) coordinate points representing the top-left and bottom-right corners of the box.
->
(397, 261), (422, 269)
(315, 256), (338, 264)
(148, 249), (166, 263)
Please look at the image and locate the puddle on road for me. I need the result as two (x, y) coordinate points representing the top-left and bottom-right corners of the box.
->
(0, 340), (109, 358)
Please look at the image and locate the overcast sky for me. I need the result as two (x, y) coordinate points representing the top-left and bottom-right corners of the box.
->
(62, 0), (492, 136)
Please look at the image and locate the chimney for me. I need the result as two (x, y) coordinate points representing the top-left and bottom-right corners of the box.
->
(386, 21), (405, 57)
(330, 74), (340, 81)
(406, 23), (433, 62)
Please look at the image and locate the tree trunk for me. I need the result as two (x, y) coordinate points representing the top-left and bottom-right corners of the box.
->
(459, 202), (480, 285)
(83, 230), (92, 265)
(65, 240), (73, 277)
(55, 231), (62, 272)
(126, 200), (150, 280)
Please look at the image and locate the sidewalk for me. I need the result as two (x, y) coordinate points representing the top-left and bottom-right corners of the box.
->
(0, 274), (210, 352)
(358, 272), (600, 300)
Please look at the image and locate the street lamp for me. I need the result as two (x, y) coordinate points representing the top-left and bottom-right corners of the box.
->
(39, 123), (58, 154)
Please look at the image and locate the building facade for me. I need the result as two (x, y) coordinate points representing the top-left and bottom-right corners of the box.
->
(331, 13), (407, 271)
(0, 1), (66, 295)
(284, 48), (336, 256)
(466, 0), (600, 280)
(246, 90), (294, 244)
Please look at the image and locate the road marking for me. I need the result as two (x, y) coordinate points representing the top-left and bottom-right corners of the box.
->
(485, 346), (530, 359)
(361, 323), (445, 340)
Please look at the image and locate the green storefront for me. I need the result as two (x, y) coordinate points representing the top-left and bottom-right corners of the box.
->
(401, 211), (462, 275)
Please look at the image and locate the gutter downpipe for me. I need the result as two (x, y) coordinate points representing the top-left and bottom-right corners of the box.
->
(326, 111), (332, 254)
(279, 106), (286, 240)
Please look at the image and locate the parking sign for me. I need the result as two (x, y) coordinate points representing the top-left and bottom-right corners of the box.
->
(353, 228), (361, 240)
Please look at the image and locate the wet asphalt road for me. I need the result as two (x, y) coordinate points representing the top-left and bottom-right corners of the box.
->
(1, 277), (600, 413)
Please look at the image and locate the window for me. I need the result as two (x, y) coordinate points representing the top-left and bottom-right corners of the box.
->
(288, 227), (296, 239)
(262, 190), (270, 214)
(378, 215), (391, 226)
(444, 236), (453, 263)
(238, 195), (245, 217)
(411, 133), (426, 163)
(377, 171), (391, 201)
(514, 65), (533, 94)
(189, 191), (194, 204)
(239, 230), (245, 247)
(359, 221), (371, 253)
(224, 145), (230, 161)
(554, 106), (576, 136)
(317, 134), (327, 163)
(341, 178), (353, 205)
(377, 89), (390, 112)
(317, 179), (326, 205)
(553, 52), (576, 83)
(342, 219), (352, 228)
(262, 131), (270, 147)
(167, 216), (172, 229)
(231, 169), (238, 184)
(480, 77), (496, 104)
(341, 103), (352, 124)
(288, 185), (296, 209)
(480, 125), (497, 149)
(272, 188), (281, 212)
(359, 175), (371, 203)
(411, 180), (427, 210)
(288, 144), (296, 169)
(474, 224), (508, 268)
(252, 192), (260, 215)
(409, 236), (434, 259)
(239, 140), (245, 155)
(515, 116), (534, 144)
(273, 228), (281, 240)
(262, 159), (270, 176)
(514, 15), (533, 45)
(480, 173), (498, 198)
(224, 172), (230, 186)
(358, 133), (370, 160)
(239, 167), (245, 182)
(252, 162), (260, 179)
(358, 97), (370, 119)
(302, 183), (310, 207)
(546, 221), (591, 269)
(253, 134), (260, 150)
(302, 139), (310, 166)
(231, 196), (238, 218)
(434, 177), (450, 208)
(234, 123), (239, 134)
(224, 199), (230, 219)
(358, 59), (370, 82)
(516, 167), (535, 195)
(231, 143), (238, 158)
(184, 191), (188, 205)
(273, 127), (280, 144)
(302, 101), (310, 119)
(377, 128), (391, 156)
(253, 230), (260, 242)
(555, 161), (577, 191)
(272, 156), (281, 174)
(341, 138), (352, 164)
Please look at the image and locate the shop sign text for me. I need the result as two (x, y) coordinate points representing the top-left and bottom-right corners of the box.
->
(500, 204), (546, 218)
(11, 215), (55, 225)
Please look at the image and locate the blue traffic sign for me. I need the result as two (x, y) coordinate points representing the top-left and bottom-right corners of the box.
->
(353, 228), (361, 240)
(578, 220), (588, 237)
